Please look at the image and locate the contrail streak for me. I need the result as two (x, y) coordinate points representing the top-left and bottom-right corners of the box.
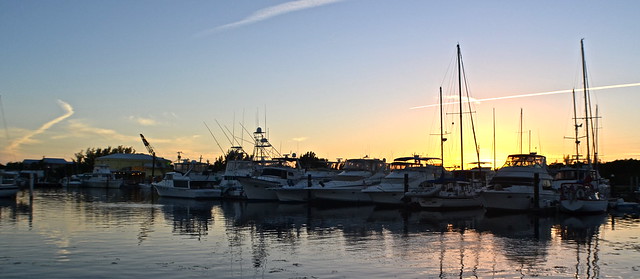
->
(196, 0), (344, 36)
(410, 82), (640, 109)
(4, 100), (74, 153)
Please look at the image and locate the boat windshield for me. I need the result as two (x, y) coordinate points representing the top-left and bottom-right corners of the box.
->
(343, 159), (385, 172)
(502, 154), (546, 168)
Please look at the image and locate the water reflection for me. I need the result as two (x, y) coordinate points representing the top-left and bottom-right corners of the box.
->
(157, 197), (218, 239)
(3, 187), (634, 278)
(556, 214), (607, 279)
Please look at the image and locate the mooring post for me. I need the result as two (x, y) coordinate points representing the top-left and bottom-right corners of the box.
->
(533, 173), (540, 209)
(29, 172), (34, 199)
(404, 173), (409, 193)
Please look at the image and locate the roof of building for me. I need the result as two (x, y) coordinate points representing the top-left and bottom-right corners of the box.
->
(97, 153), (171, 162)
(23, 158), (72, 165)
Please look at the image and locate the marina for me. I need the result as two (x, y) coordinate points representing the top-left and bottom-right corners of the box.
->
(2, 2), (640, 278)
(1, 187), (639, 278)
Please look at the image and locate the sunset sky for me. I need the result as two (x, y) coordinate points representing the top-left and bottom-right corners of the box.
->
(1, 0), (639, 168)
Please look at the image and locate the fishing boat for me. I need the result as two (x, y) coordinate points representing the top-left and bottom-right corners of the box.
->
(272, 160), (342, 202)
(478, 153), (558, 211)
(362, 156), (443, 205)
(0, 171), (20, 197)
(238, 157), (305, 200)
(310, 158), (387, 203)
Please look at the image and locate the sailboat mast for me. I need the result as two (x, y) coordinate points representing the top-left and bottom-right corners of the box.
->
(440, 87), (445, 168)
(519, 108), (523, 154)
(572, 89), (580, 163)
(581, 39), (592, 167)
(493, 108), (496, 171)
(457, 44), (464, 170)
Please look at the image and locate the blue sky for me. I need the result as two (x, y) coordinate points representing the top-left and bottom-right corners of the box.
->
(1, 0), (639, 167)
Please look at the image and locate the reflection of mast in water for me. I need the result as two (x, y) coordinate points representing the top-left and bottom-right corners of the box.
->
(558, 214), (605, 279)
(436, 225), (481, 278)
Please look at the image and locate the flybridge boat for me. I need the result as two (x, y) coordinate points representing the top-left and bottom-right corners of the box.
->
(237, 157), (305, 201)
(82, 165), (124, 188)
(362, 156), (444, 205)
(310, 158), (388, 203)
(0, 171), (20, 198)
(153, 159), (223, 199)
(478, 153), (558, 211)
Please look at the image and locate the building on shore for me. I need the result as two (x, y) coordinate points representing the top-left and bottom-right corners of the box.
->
(95, 153), (172, 182)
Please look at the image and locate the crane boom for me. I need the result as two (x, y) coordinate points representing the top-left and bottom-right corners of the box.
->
(140, 134), (155, 155)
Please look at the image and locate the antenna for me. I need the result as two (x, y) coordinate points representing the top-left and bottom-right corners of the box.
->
(0, 95), (10, 140)
(203, 121), (226, 155)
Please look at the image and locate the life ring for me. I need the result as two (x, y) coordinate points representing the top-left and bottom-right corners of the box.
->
(575, 188), (586, 200)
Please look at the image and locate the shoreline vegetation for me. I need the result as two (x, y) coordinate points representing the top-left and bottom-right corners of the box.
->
(2, 146), (639, 201)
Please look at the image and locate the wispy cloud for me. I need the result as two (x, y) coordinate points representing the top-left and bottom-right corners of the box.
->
(4, 100), (74, 154)
(128, 116), (158, 126)
(196, 0), (344, 36)
(292, 137), (308, 142)
(410, 82), (640, 109)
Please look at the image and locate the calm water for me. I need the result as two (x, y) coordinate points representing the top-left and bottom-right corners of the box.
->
(1, 187), (639, 279)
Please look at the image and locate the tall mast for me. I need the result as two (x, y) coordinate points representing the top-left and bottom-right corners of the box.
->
(440, 87), (445, 168)
(572, 89), (580, 163)
(457, 44), (464, 170)
(581, 39), (592, 168)
(519, 108), (523, 154)
(493, 108), (496, 170)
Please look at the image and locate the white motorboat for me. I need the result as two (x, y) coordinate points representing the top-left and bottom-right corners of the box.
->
(412, 178), (482, 209)
(238, 157), (305, 201)
(362, 156), (443, 205)
(82, 165), (124, 188)
(478, 153), (558, 211)
(310, 158), (387, 203)
(153, 171), (222, 199)
(0, 171), (20, 198)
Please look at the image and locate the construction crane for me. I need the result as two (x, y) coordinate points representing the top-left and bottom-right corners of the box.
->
(139, 134), (157, 181)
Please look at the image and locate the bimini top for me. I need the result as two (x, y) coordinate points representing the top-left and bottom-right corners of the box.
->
(502, 153), (547, 168)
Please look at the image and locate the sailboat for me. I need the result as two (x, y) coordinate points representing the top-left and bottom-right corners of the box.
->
(558, 39), (609, 214)
(407, 44), (483, 210)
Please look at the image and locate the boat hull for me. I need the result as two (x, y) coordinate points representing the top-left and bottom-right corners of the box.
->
(560, 199), (608, 214)
(417, 196), (482, 209)
(312, 187), (372, 203)
(237, 177), (280, 200)
(479, 189), (558, 211)
(0, 185), (19, 197)
(273, 188), (313, 202)
(154, 184), (222, 199)
(365, 190), (406, 205)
